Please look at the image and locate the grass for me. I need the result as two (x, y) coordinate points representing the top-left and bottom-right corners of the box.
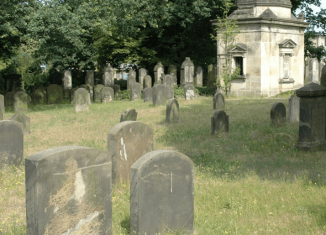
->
(1, 94), (326, 234)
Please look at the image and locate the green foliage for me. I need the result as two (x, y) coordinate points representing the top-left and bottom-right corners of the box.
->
(119, 90), (130, 100)
(304, 31), (326, 61)
(196, 86), (213, 96)
(114, 79), (127, 91)
(174, 86), (184, 98)
(218, 65), (240, 95)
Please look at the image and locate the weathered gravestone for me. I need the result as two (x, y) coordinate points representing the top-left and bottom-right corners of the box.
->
(0, 120), (23, 168)
(120, 109), (138, 122)
(94, 84), (104, 103)
(113, 84), (121, 98)
(127, 73), (136, 91)
(62, 70), (72, 90)
(14, 91), (31, 113)
(211, 110), (229, 135)
(25, 146), (112, 235)
(69, 87), (78, 103)
(101, 87), (114, 103)
(166, 98), (179, 123)
(10, 113), (30, 135)
(321, 65), (326, 87)
(79, 84), (93, 102)
(130, 150), (194, 234)
(0, 109), (2, 120)
(168, 64), (177, 85)
(74, 88), (91, 112)
(0, 95), (4, 117)
(309, 58), (319, 83)
(107, 121), (153, 184)
(296, 82), (326, 150)
(154, 62), (165, 84)
(165, 75), (174, 99)
(195, 66), (203, 87)
(139, 68), (147, 86)
(270, 102), (286, 127)
(32, 87), (47, 104)
(130, 82), (141, 101)
(207, 64), (217, 93)
(180, 57), (194, 87)
(213, 92), (225, 109)
(102, 64), (114, 86)
(143, 87), (153, 103)
(47, 84), (63, 104)
(4, 92), (14, 110)
(85, 70), (94, 87)
(184, 84), (195, 100)
(143, 75), (152, 89)
(153, 84), (168, 106)
(288, 94), (300, 122)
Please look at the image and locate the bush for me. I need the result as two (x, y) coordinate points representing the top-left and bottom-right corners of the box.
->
(114, 79), (127, 90)
(120, 90), (130, 99)
(196, 86), (213, 96)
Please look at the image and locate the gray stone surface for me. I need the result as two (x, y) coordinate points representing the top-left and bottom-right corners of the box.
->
(0, 109), (2, 120)
(62, 70), (72, 90)
(0, 120), (23, 168)
(47, 84), (63, 104)
(113, 84), (121, 98)
(154, 62), (165, 84)
(107, 121), (153, 184)
(165, 75), (174, 99)
(166, 99), (179, 123)
(139, 68), (147, 85)
(130, 150), (194, 234)
(195, 66), (203, 87)
(184, 84), (195, 100)
(32, 87), (47, 104)
(85, 70), (94, 87)
(74, 88), (91, 112)
(10, 113), (30, 135)
(102, 64), (114, 86)
(94, 84), (104, 103)
(14, 91), (31, 113)
(130, 82), (141, 101)
(25, 146), (112, 235)
(213, 92), (225, 109)
(168, 64), (177, 85)
(320, 65), (326, 87)
(143, 75), (152, 89)
(288, 94), (300, 122)
(120, 109), (138, 122)
(211, 110), (229, 135)
(5, 92), (15, 110)
(127, 73), (136, 91)
(101, 87), (114, 103)
(207, 64), (217, 92)
(143, 87), (153, 102)
(153, 84), (168, 106)
(180, 57), (195, 86)
(0, 94), (4, 113)
(270, 102), (286, 127)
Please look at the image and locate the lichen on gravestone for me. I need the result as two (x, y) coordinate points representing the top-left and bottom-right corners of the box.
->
(120, 109), (137, 122)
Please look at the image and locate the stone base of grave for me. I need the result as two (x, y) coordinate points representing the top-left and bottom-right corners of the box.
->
(296, 140), (326, 151)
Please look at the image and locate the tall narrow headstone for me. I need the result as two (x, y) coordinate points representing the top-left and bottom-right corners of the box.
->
(74, 88), (91, 112)
(14, 91), (30, 113)
(211, 110), (229, 135)
(4, 92), (14, 110)
(107, 121), (153, 184)
(168, 64), (177, 85)
(25, 146), (112, 235)
(47, 84), (63, 104)
(85, 70), (94, 87)
(195, 66), (203, 87)
(10, 113), (30, 135)
(130, 150), (194, 234)
(207, 64), (217, 92)
(101, 87), (114, 103)
(143, 87), (153, 102)
(0, 94), (4, 113)
(127, 73), (136, 91)
(143, 75), (152, 89)
(62, 70), (72, 90)
(32, 87), (47, 104)
(213, 92), (225, 109)
(309, 58), (319, 83)
(120, 109), (138, 122)
(130, 82), (141, 101)
(166, 98), (179, 123)
(180, 57), (194, 87)
(165, 75), (174, 99)
(94, 84), (104, 103)
(184, 84), (195, 100)
(271, 102), (286, 127)
(139, 68), (147, 86)
(154, 62), (164, 84)
(102, 64), (114, 86)
(153, 84), (168, 105)
(288, 94), (300, 122)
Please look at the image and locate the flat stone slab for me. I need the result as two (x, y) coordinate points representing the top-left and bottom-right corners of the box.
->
(10, 113), (30, 135)
(166, 98), (179, 123)
(211, 110), (229, 135)
(25, 146), (112, 235)
(130, 150), (194, 234)
(271, 102), (286, 127)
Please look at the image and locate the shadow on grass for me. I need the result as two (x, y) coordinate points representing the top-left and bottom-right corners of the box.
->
(307, 203), (326, 228)
(120, 216), (130, 233)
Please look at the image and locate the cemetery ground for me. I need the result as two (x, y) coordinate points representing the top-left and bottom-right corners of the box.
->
(1, 95), (326, 234)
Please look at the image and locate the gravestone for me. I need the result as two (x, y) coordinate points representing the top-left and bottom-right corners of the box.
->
(62, 70), (72, 90)
(107, 121), (153, 184)
(0, 94), (4, 113)
(32, 87), (47, 104)
(143, 87), (153, 102)
(213, 92), (225, 109)
(168, 64), (177, 85)
(120, 109), (138, 122)
(130, 150), (194, 234)
(288, 94), (300, 122)
(207, 64), (217, 92)
(154, 62), (164, 84)
(25, 146), (112, 235)
(184, 84), (195, 100)
(69, 87), (78, 103)
(74, 88), (91, 112)
(94, 84), (104, 103)
(165, 75), (174, 99)
(10, 114), (30, 135)
(153, 84), (168, 106)
(143, 75), (152, 89)
(309, 58), (319, 83)
(102, 64), (114, 86)
(0, 120), (23, 168)
(47, 84), (63, 104)
(0, 109), (2, 120)
(195, 66), (203, 87)
(296, 82), (326, 150)
(130, 82), (141, 101)
(127, 73), (136, 91)
(129, 69), (136, 79)
(5, 92), (15, 110)
(101, 87), (114, 103)
(211, 110), (229, 135)
(139, 68), (147, 86)
(270, 102), (286, 126)
(166, 98), (179, 123)
(85, 70), (94, 87)
(14, 91), (31, 113)
(180, 57), (194, 87)
(113, 84), (121, 98)
(321, 65), (326, 87)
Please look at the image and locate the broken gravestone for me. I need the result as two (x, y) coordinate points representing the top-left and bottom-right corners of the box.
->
(270, 102), (286, 127)
(120, 109), (138, 122)
(10, 113), (30, 135)
(143, 75), (152, 89)
(211, 110), (229, 135)
(166, 98), (179, 123)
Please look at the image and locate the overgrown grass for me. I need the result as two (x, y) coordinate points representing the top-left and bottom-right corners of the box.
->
(1, 94), (326, 234)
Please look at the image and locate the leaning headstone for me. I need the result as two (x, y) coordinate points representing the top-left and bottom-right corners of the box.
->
(47, 84), (63, 104)
(25, 146), (112, 235)
(74, 88), (91, 112)
(180, 57), (195, 87)
(94, 84), (104, 103)
(102, 64), (114, 86)
(10, 114), (30, 135)
(143, 75), (152, 89)
(184, 84), (195, 100)
(130, 150), (194, 234)
(130, 82), (141, 101)
(154, 61), (164, 84)
(120, 109), (138, 122)
(321, 65), (326, 87)
(195, 66), (203, 87)
(143, 87), (153, 102)
(153, 84), (168, 106)
(85, 70), (94, 87)
(288, 94), (300, 123)
(101, 86), (114, 103)
(165, 75), (174, 99)
(32, 87), (47, 104)
(4, 92), (15, 110)
(166, 98), (179, 123)
(211, 110), (229, 135)
(213, 92), (225, 109)
(0, 94), (4, 113)
(0, 120), (23, 168)
(296, 82), (326, 150)
(270, 102), (286, 127)
(107, 121), (153, 184)
(14, 91), (30, 113)
(139, 68), (147, 86)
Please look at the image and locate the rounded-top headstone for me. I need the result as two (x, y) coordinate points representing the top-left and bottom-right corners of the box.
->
(213, 92), (225, 109)
(32, 87), (47, 105)
(296, 82), (326, 97)
(166, 98), (180, 123)
(211, 110), (229, 135)
(14, 91), (31, 113)
(288, 94), (300, 123)
(184, 84), (195, 100)
(270, 102), (286, 126)
(10, 113), (30, 135)
(74, 88), (90, 112)
(101, 86), (114, 103)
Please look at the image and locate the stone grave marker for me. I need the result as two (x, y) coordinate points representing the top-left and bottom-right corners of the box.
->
(107, 121), (153, 184)
(5, 92), (15, 110)
(85, 70), (94, 87)
(69, 87), (78, 103)
(288, 94), (300, 123)
(139, 68), (147, 86)
(0, 94), (4, 113)
(154, 61), (164, 84)
(207, 64), (217, 93)
(195, 66), (203, 87)
(184, 84), (195, 100)
(166, 98), (179, 123)
(0, 120), (23, 168)
(0, 109), (2, 120)
(10, 113), (30, 135)
(113, 84), (121, 98)
(143, 87), (153, 103)
(127, 73), (136, 91)
(62, 70), (72, 90)
(102, 64), (114, 86)
(101, 87), (114, 103)
(153, 84), (168, 106)
(211, 110), (229, 135)
(14, 91), (31, 113)
(79, 84), (93, 101)
(130, 82), (141, 101)
(47, 84), (63, 104)
(120, 109), (138, 122)
(74, 88), (91, 112)
(130, 150), (194, 234)
(271, 102), (286, 127)
(321, 65), (326, 87)
(94, 84), (104, 103)
(165, 75), (174, 99)
(168, 65), (177, 85)
(25, 146), (112, 235)
(180, 57), (194, 87)
(143, 75), (152, 89)
(32, 87), (47, 104)
(213, 92), (225, 109)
